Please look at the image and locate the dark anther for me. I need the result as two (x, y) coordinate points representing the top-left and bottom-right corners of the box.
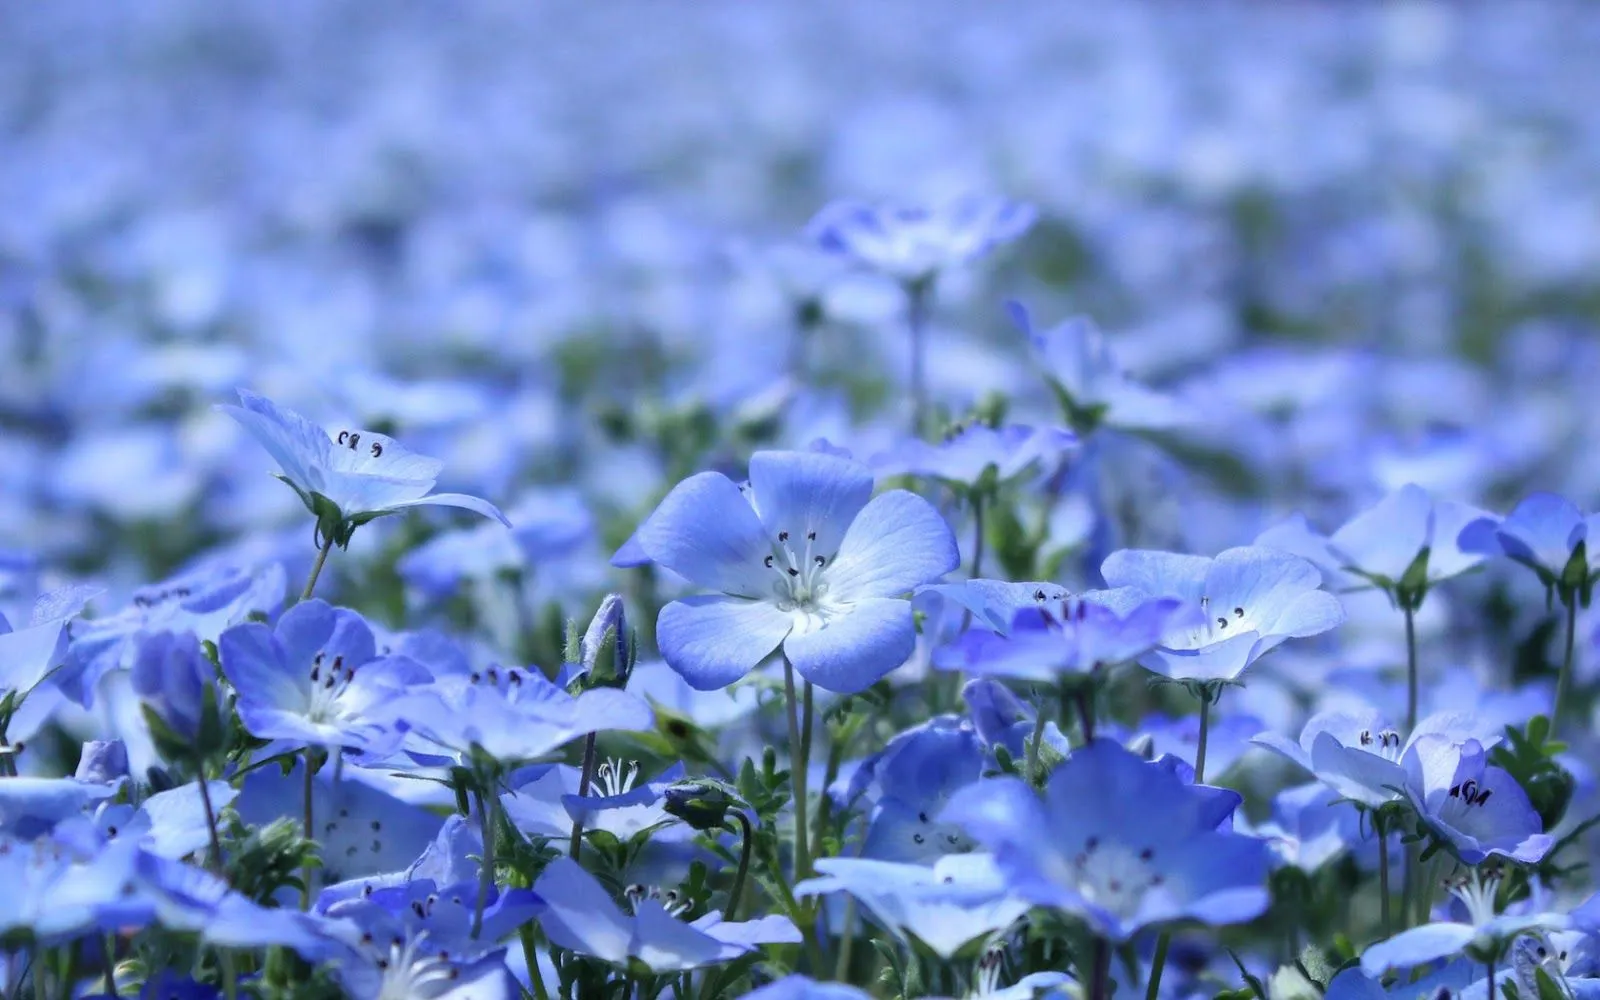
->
(1234, 607), (1244, 617)
(913, 833), (925, 844)
(787, 567), (799, 577)
(918, 811), (929, 823)
(778, 531), (789, 542)
(347, 432), (360, 450)
(1085, 836), (1099, 850)
(470, 672), (481, 683)
(1034, 589), (1046, 600)
(1216, 617), (1228, 628)
(806, 531), (816, 541)
(371, 820), (381, 831)
(371, 442), (383, 457)
(763, 556), (774, 568)
(814, 556), (825, 566)
(337, 431), (349, 444)
(1139, 848), (1153, 860)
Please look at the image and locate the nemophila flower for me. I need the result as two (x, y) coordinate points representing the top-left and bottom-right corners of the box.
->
(499, 761), (688, 844)
(1134, 709), (1265, 779)
(1405, 735), (1552, 865)
(1007, 303), (1191, 433)
(1361, 869), (1567, 974)
(236, 759), (443, 888)
(219, 599), (423, 755)
(1326, 958), (1482, 1000)
(532, 857), (800, 973)
(844, 716), (985, 863)
(806, 196), (1036, 284)
(130, 631), (226, 761)
(92, 780), (239, 859)
(1459, 492), (1600, 600)
(390, 669), (653, 771)
(75, 740), (130, 785)
(0, 584), (98, 700)
(0, 777), (115, 838)
(796, 854), (1031, 959)
(0, 833), (142, 940)
(872, 423), (1077, 491)
(936, 590), (1196, 682)
(1253, 707), (1487, 809)
(943, 739), (1269, 942)
(128, 849), (330, 955)
(1100, 547), (1345, 681)
(916, 580), (1071, 635)
(632, 450), (959, 693)
(219, 388), (508, 546)
(960, 678), (1071, 761)
(64, 562), (286, 704)
(1239, 782), (1360, 873)
(397, 488), (594, 602)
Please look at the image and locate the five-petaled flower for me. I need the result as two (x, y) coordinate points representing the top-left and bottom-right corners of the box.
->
(628, 450), (960, 693)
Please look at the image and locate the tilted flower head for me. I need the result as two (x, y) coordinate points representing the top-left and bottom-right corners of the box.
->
(943, 739), (1270, 942)
(795, 854), (1030, 960)
(1262, 485), (1490, 602)
(846, 716), (985, 863)
(1253, 707), (1489, 809)
(1458, 491), (1600, 600)
(533, 857), (799, 973)
(219, 600), (423, 755)
(220, 389), (508, 546)
(633, 450), (960, 693)
(935, 588), (1198, 683)
(806, 196), (1036, 284)
(1405, 735), (1553, 865)
(872, 423), (1077, 492)
(130, 631), (227, 759)
(1007, 303), (1192, 433)
(1100, 547), (1345, 681)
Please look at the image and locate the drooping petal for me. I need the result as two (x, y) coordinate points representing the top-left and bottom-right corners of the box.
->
(531, 858), (634, 966)
(219, 390), (331, 492)
(388, 492), (511, 526)
(1359, 922), (1477, 975)
(635, 472), (773, 598)
(657, 596), (792, 691)
(747, 450), (874, 558)
(633, 900), (726, 972)
(824, 491), (959, 600)
(783, 598), (915, 694)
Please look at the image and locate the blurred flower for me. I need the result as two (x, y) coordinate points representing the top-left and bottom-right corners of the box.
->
(1459, 492), (1600, 600)
(1360, 870), (1565, 974)
(807, 196), (1036, 284)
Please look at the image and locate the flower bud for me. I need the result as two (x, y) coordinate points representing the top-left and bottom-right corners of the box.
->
(576, 594), (632, 690)
(131, 631), (226, 764)
(662, 779), (740, 831)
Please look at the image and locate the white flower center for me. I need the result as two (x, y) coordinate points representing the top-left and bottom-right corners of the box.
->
(1446, 871), (1503, 928)
(1068, 838), (1168, 921)
(1174, 595), (1256, 650)
(762, 529), (836, 617)
(304, 651), (359, 724)
(624, 884), (690, 917)
(596, 759), (641, 798)
(374, 933), (460, 1000)
(1355, 727), (1405, 761)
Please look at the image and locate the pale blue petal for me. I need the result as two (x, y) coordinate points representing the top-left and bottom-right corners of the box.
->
(747, 450), (874, 558)
(1329, 485), (1432, 583)
(220, 389), (330, 492)
(389, 492), (511, 526)
(657, 596), (792, 691)
(824, 491), (959, 600)
(1099, 550), (1210, 604)
(635, 472), (772, 597)
(783, 598), (914, 693)
(217, 623), (303, 711)
(1360, 923), (1477, 974)
(531, 859), (630, 965)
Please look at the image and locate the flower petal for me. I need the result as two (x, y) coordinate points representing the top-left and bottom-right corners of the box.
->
(1099, 550), (1210, 604)
(217, 622), (303, 711)
(747, 450), (874, 558)
(1359, 923), (1477, 975)
(824, 491), (959, 600)
(533, 857), (634, 965)
(635, 472), (773, 597)
(784, 598), (914, 693)
(388, 492), (511, 526)
(219, 390), (331, 492)
(657, 596), (792, 691)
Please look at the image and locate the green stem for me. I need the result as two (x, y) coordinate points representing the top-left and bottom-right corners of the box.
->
(1555, 595), (1578, 736)
(472, 789), (499, 939)
(567, 733), (599, 860)
(1075, 684), (1097, 744)
(784, 660), (812, 884)
(299, 753), (317, 910)
(970, 491), (986, 579)
(1145, 933), (1171, 1000)
(299, 536), (334, 604)
(1025, 692), (1049, 784)
(526, 934), (551, 1000)
(905, 277), (934, 434)
(101, 935), (119, 999)
(1376, 816), (1392, 938)
(1403, 604), (1419, 734)
(725, 814), (754, 921)
(1194, 688), (1213, 785)
(1488, 956), (1497, 1000)
(810, 725), (845, 864)
(220, 952), (239, 1000)
(1089, 938), (1110, 1000)
(197, 776), (224, 873)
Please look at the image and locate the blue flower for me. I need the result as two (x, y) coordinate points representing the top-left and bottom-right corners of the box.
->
(499, 760), (688, 844)
(1360, 870), (1566, 974)
(0, 584), (98, 700)
(0, 777), (115, 839)
(936, 589), (1195, 682)
(219, 388), (509, 543)
(390, 670), (653, 770)
(219, 600), (421, 755)
(1459, 492), (1599, 597)
(872, 424), (1077, 491)
(806, 196), (1036, 284)
(1326, 958), (1482, 1000)
(916, 580), (1072, 635)
(846, 716), (986, 863)
(943, 739), (1269, 942)
(532, 857), (799, 973)
(1253, 707), (1488, 809)
(1100, 547), (1345, 681)
(742, 977), (872, 1000)
(130, 631), (226, 758)
(1238, 782), (1360, 872)
(1132, 708), (1265, 780)
(93, 779), (239, 859)
(796, 854), (1030, 959)
(1405, 735), (1553, 865)
(633, 450), (959, 693)
(1007, 303), (1192, 433)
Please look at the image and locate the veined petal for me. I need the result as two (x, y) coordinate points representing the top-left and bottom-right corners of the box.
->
(533, 858), (633, 966)
(635, 472), (773, 598)
(824, 491), (959, 600)
(217, 623), (304, 712)
(220, 390), (331, 492)
(783, 598), (914, 693)
(388, 492), (511, 526)
(1100, 550), (1210, 604)
(657, 596), (792, 691)
(747, 450), (874, 558)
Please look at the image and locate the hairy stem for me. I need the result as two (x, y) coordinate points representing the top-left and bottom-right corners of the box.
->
(784, 661), (812, 884)
(567, 733), (599, 860)
(299, 536), (334, 604)
(1555, 595), (1578, 736)
(1403, 604), (1419, 734)
(725, 813), (754, 922)
(471, 788), (499, 939)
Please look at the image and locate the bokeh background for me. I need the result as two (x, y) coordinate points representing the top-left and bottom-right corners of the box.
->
(5, 1), (1600, 639)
